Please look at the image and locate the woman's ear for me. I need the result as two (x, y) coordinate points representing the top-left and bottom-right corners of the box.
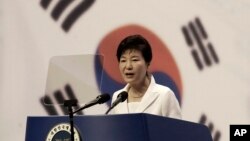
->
(146, 62), (150, 67)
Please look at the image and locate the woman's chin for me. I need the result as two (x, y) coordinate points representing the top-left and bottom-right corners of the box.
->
(124, 78), (136, 83)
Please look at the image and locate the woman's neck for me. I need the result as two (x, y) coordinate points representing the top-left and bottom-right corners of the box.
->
(128, 75), (151, 100)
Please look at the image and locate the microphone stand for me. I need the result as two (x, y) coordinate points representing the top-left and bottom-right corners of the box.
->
(105, 106), (113, 115)
(64, 100), (77, 141)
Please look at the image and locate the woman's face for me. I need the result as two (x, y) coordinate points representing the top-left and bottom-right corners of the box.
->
(119, 49), (148, 85)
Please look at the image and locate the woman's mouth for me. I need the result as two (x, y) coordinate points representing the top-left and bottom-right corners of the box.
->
(125, 72), (134, 78)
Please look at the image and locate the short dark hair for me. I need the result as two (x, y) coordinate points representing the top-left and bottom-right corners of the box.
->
(116, 34), (152, 64)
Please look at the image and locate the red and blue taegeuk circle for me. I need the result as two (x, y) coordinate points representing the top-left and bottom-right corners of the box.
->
(95, 25), (182, 106)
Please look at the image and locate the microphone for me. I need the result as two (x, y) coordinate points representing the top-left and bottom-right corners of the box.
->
(73, 93), (110, 114)
(105, 91), (128, 114)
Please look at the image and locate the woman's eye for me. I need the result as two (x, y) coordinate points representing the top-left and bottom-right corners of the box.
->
(120, 59), (126, 63)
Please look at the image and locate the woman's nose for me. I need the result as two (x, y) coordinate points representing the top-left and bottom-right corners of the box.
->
(125, 61), (132, 69)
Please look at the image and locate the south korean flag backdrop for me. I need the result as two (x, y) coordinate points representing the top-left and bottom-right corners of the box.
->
(0, 0), (250, 141)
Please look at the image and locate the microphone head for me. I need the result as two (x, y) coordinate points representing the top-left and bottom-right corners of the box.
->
(117, 91), (128, 102)
(97, 93), (110, 104)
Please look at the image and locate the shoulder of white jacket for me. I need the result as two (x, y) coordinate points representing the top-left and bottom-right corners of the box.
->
(153, 83), (173, 94)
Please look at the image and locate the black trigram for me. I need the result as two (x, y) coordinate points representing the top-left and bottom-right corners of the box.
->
(182, 17), (219, 70)
(40, 84), (84, 115)
(40, 0), (95, 32)
(199, 114), (221, 141)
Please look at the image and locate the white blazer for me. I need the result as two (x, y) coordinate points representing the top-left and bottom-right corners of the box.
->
(111, 76), (182, 119)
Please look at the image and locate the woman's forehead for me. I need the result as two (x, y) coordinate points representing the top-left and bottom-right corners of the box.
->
(122, 49), (142, 56)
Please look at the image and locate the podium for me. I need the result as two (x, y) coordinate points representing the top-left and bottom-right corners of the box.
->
(25, 113), (213, 141)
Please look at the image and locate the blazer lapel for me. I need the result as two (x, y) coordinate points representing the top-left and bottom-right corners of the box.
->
(136, 92), (158, 113)
(135, 76), (159, 113)
(116, 86), (129, 113)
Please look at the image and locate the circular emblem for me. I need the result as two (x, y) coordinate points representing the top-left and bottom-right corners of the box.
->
(46, 123), (81, 141)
